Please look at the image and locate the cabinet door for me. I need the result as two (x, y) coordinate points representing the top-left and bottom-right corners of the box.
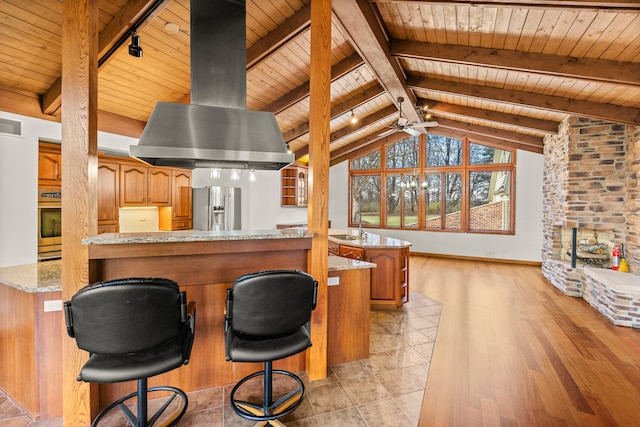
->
(38, 149), (62, 186)
(148, 168), (171, 206)
(172, 170), (192, 221)
(367, 249), (396, 301)
(97, 161), (119, 225)
(120, 164), (148, 206)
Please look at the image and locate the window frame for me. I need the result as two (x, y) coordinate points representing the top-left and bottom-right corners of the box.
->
(348, 134), (516, 235)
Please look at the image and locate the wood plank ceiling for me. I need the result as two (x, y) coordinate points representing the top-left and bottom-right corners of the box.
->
(1, 0), (639, 163)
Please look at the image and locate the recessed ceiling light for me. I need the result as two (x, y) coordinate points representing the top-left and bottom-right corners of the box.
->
(164, 22), (180, 34)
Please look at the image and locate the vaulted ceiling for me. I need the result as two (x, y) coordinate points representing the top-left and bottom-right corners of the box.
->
(1, 0), (639, 165)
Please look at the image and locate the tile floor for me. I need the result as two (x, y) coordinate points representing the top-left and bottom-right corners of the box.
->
(0, 291), (441, 426)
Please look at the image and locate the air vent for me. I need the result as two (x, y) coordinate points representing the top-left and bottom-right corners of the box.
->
(0, 117), (22, 137)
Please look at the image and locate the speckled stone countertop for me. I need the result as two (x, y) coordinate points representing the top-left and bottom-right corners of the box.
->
(328, 255), (376, 271)
(328, 229), (412, 249)
(0, 260), (62, 293)
(83, 227), (313, 245)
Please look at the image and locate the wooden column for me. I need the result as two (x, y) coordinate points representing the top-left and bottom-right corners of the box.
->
(61, 0), (99, 425)
(306, 0), (332, 381)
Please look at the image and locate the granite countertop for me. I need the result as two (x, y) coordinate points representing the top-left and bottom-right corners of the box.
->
(83, 227), (313, 245)
(328, 229), (412, 249)
(328, 255), (376, 271)
(0, 260), (62, 293)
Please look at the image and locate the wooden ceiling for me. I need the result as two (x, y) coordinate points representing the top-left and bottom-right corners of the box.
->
(1, 0), (639, 163)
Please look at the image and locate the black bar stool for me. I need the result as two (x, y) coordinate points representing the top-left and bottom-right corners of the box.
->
(64, 277), (196, 427)
(224, 270), (318, 426)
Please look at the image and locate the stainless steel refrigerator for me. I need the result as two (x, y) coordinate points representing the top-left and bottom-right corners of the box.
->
(192, 187), (241, 231)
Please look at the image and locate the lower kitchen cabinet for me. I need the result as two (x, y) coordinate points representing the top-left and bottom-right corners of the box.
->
(332, 239), (409, 308)
(367, 247), (409, 307)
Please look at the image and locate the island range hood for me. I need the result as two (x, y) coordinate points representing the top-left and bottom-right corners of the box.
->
(130, 0), (293, 170)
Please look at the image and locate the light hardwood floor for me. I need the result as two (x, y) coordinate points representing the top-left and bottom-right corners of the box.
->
(413, 256), (640, 426)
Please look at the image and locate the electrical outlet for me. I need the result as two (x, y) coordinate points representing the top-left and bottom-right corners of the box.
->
(328, 277), (340, 286)
(44, 299), (62, 312)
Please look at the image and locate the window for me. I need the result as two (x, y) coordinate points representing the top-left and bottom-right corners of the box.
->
(349, 134), (515, 234)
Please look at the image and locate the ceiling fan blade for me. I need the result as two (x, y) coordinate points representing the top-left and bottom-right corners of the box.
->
(378, 128), (398, 137)
(411, 121), (439, 128)
(403, 127), (420, 137)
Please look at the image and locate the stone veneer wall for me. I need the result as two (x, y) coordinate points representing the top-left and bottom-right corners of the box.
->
(542, 117), (639, 296)
(625, 125), (640, 273)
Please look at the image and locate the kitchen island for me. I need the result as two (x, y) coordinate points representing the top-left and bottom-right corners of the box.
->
(83, 228), (315, 405)
(0, 229), (379, 421)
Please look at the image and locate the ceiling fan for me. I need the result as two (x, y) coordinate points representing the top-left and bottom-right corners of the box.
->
(379, 97), (439, 137)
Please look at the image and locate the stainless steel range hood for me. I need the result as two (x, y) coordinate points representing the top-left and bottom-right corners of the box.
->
(130, 0), (293, 170)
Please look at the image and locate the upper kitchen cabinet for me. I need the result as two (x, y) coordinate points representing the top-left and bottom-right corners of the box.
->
(97, 160), (119, 234)
(281, 165), (307, 207)
(119, 163), (171, 207)
(159, 169), (192, 230)
(38, 142), (62, 187)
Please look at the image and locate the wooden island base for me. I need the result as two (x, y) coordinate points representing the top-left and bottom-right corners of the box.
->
(88, 237), (313, 405)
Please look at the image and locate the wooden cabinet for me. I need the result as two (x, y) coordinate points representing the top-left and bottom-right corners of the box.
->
(38, 142), (62, 186)
(367, 246), (409, 307)
(281, 165), (307, 206)
(120, 164), (171, 207)
(331, 239), (409, 308)
(97, 161), (119, 234)
(159, 169), (193, 230)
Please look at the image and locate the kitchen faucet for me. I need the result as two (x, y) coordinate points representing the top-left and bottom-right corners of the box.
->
(354, 210), (366, 238)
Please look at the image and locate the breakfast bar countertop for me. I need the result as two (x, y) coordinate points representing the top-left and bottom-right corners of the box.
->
(0, 259), (62, 293)
(82, 227), (314, 245)
(328, 229), (412, 249)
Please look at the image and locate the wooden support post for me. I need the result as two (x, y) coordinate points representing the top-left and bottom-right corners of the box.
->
(61, 0), (99, 425)
(306, 0), (332, 381)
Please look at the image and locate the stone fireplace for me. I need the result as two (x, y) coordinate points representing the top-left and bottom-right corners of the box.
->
(542, 117), (640, 327)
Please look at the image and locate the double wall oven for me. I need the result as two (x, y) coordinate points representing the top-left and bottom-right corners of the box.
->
(38, 187), (61, 260)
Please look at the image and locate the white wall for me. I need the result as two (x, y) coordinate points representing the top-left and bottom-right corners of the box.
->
(0, 112), (137, 267)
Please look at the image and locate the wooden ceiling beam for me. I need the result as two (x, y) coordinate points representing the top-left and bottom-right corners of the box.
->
(263, 53), (363, 114)
(295, 104), (398, 158)
(41, 0), (166, 115)
(329, 130), (408, 166)
(417, 98), (560, 134)
(332, 0), (423, 125)
(283, 83), (386, 142)
(407, 75), (640, 124)
(430, 127), (544, 154)
(392, 40), (640, 87)
(434, 117), (544, 148)
(327, 113), (543, 166)
(247, 4), (311, 70)
(367, 0), (640, 11)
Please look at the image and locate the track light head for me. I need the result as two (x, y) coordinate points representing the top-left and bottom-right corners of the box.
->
(350, 110), (358, 124)
(128, 31), (143, 58)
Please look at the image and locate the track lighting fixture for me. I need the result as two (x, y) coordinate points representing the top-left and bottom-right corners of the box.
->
(128, 30), (143, 58)
(350, 110), (358, 124)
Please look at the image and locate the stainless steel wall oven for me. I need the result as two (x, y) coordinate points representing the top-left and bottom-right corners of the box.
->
(38, 187), (61, 260)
